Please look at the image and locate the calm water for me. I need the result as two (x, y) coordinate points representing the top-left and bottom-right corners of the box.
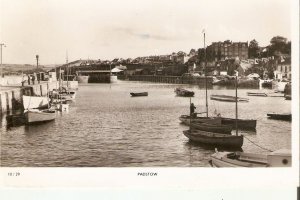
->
(0, 81), (291, 167)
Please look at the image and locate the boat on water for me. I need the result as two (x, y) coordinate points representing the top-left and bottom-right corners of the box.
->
(190, 122), (232, 134)
(221, 118), (257, 130)
(23, 95), (49, 109)
(267, 113), (291, 121)
(210, 94), (249, 102)
(179, 115), (222, 125)
(247, 92), (268, 97)
(174, 88), (194, 97)
(24, 109), (56, 124)
(210, 149), (291, 167)
(130, 92), (148, 97)
(183, 130), (243, 148)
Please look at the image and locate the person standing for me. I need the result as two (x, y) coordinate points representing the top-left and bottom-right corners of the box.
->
(190, 103), (196, 117)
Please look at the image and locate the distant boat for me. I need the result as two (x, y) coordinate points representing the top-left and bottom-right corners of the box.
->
(210, 94), (249, 102)
(179, 115), (222, 125)
(267, 113), (291, 121)
(183, 130), (243, 148)
(24, 109), (56, 124)
(130, 92), (148, 97)
(190, 122), (232, 134)
(210, 149), (291, 167)
(174, 88), (194, 97)
(23, 95), (49, 109)
(247, 92), (267, 97)
(221, 118), (256, 130)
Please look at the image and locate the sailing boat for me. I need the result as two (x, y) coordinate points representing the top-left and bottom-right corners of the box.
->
(182, 43), (243, 148)
(179, 30), (222, 125)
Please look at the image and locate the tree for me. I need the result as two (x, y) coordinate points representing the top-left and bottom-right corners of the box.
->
(248, 39), (259, 58)
(269, 36), (290, 56)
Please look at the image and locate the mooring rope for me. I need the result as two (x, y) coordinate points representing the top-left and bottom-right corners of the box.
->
(243, 135), (273, 152)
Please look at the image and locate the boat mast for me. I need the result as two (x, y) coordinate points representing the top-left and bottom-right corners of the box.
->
(66, 50), (69, 88)
(204, 30), (208, 117)
(235, 73), (238, 136)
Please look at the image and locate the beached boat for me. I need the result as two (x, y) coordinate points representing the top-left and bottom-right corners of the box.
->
(130, 92), (148, 97)
(24, 109), (56, 124)
(210, 94), (249, 102)
(174, 88), (194, 97)
(267, 113), (291, 121)
(247, 92), (268, 97)
(210, 149), (291, 167)
(183, 130), (243, 148)
(190, 122), (232, 134)
(179, 115), (222, 125)
(23, 95), (49, 109)
(221, 118), (256, 130)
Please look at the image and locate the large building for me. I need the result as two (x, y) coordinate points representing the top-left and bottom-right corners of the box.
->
(207, 41), (248, 61)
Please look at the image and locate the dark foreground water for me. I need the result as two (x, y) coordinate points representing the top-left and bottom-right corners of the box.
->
(0, 81), (291, 167)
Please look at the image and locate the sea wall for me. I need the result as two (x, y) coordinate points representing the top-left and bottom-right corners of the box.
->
(118, 75), (213, 87)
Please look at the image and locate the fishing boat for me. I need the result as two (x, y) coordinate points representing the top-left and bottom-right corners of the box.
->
(23, 95), (49, 109)
(130, 92), (148, 97)
(174, 88), (194, 97)
(210, 94), (249, 102)
(267, 113), (291, 121)
(24, 109), (56, 124)
(221, 118), (257, 130)
(210, 149), (291, 167)
(183, 130), (243, 148)
(247, 92), (268, 97)
(190, 122), (232, 134)
(179, 115), (221, 125)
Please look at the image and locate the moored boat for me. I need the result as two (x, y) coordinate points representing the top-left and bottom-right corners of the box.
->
(130, 92), (148, 97)
(174, 88), (194, 97)
(210, 149), (291, 167)
(24, 109), (56, 124)
(247, 92), (267, 97)
(267, 113), (291, 121)
(183, 130), (243, 148)
(210, 94), (249, 102)
(221, 118), (256, 130)
(179, 115), (222, 125)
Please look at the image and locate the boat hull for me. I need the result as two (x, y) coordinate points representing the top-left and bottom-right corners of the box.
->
(221, 118), (256, 130)
(179, 115), (222, 125)
(210, 95), (249, 102)
(130, 92), (148, 97)
(190, 122), (232, 134)
(267, 113), (291, 121)
(247, 92), (267, 97)
(25, 110), (56, 124)
(183, 130), (243, 148)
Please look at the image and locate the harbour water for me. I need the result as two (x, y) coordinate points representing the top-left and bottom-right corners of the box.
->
(0, 81), (291, 167)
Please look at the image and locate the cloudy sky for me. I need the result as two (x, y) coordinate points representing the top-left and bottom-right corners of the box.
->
(0, 0), (292, 64)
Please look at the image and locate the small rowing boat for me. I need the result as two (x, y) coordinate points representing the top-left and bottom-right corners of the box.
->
(210, 94), (249, 102)
(130, 92), (148, 97)
(24, 109), (56, 124)
(247, 92), (268, 97)
(190, 122), (232, 134)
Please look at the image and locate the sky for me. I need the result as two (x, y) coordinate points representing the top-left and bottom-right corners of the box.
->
(0, 0), (292, 64)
